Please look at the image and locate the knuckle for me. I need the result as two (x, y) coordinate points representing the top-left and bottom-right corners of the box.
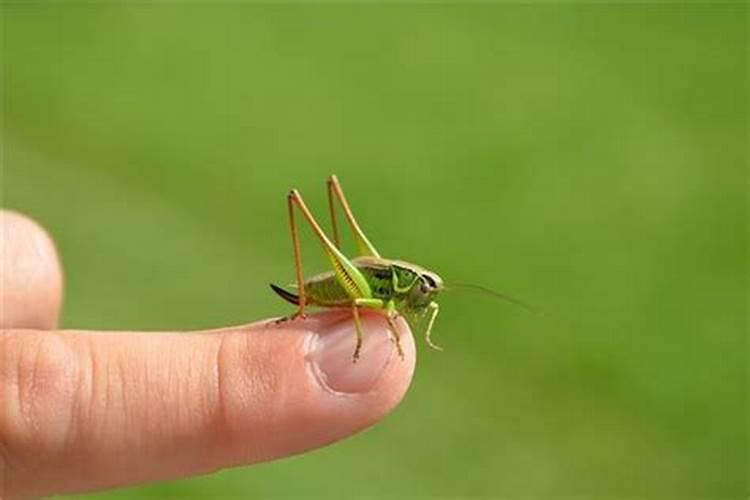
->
(0, 331), (79, 461)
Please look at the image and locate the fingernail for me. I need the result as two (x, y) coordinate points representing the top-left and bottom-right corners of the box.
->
(308, 315), (394, 394)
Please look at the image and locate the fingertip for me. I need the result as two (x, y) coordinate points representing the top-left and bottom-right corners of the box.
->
(299, 311), (417, 442)
(0, 210), (64, 329)
(216, 311), (416, 464)
(307, 311), (416, 397)
(347, 312), (416, 418)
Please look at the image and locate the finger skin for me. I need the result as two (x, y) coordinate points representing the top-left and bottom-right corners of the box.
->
(0, 312), (416, 498)
(0, 211), (63, 330)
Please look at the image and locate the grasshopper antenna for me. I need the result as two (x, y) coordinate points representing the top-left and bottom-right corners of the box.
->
(447, 283), (542, 314)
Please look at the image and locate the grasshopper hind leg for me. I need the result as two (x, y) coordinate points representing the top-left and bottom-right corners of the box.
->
(270, 284), (307, 324)
(273, 310), (307, 325)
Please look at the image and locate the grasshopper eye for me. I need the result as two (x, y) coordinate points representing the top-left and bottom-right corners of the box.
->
(420, 275), (437, 294)
(422, 274), (437, 289)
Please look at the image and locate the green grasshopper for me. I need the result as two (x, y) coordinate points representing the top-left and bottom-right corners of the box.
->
(271, 175), (443, 361)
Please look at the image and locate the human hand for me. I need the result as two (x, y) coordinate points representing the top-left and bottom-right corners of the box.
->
(0, 210), (415, 498)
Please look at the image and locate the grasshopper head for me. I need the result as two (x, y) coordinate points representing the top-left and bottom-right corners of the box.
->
(406, 270), (444, 308)
(390, 261), (443, 311)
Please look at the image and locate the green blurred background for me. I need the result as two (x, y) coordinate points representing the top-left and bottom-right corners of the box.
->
(2, 3), (746, 498)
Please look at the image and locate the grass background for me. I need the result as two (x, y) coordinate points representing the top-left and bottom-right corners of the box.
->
(1, 3), (746, 498)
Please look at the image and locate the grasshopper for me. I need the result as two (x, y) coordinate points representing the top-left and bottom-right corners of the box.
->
(271, 175), (443, 362)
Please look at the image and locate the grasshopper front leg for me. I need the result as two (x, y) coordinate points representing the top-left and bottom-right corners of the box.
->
(424, 301), (442, 351)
